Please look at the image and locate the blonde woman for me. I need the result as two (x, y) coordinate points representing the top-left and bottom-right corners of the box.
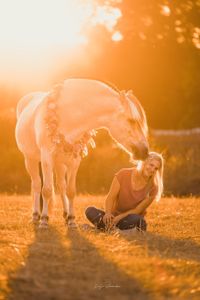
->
(85, 152), (164, 232)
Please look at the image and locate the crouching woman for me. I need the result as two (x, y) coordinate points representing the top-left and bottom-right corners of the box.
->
(85, 152), (164, 232)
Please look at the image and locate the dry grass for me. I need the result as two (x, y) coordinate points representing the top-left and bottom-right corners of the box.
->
(0, 195), (200, 300)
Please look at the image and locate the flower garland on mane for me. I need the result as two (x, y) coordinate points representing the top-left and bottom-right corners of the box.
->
(45, 82), (96, 159)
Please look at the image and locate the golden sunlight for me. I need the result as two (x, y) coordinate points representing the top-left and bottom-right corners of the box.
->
(192, 27), (200, 49)
(0, 0), (88, 48)
(160, 5), (171, 17)
(0, 0), (122, 89)
(111, 31), (123, 42)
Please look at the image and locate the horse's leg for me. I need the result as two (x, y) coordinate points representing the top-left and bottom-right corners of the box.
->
(55, 163), (70, 224)
(24, 157), (41, 224)
(40, 149), (54, 228)
(66, 158), (81, 228)
(39, 162), (43, 213)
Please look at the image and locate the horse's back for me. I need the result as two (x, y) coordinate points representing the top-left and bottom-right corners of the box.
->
(63, 78), (118, 98)
(15, 78), (118, 157)
(59, 78), (119, 115)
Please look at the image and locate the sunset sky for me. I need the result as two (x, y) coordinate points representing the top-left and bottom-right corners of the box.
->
(1, 0), (200, 128)
(0, 0), (122, 91)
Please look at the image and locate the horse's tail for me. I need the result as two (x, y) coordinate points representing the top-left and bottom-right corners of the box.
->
(16, 92), (45, 120)
(16, 93), (34, 120)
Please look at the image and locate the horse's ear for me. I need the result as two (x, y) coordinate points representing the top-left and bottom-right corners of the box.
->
(126, 90), (134, 98)
(120, 90), (126, 98)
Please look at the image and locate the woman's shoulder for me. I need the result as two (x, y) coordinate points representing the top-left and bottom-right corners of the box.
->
(115, 167), (134, 182)
(116, 167), (134, 175)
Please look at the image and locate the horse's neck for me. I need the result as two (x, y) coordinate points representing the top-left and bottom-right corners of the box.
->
(58, 90), (120, 141)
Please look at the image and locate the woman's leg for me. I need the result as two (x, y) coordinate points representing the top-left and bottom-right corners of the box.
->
(85, 206), (106, 230)
(116, 214), (147, 231)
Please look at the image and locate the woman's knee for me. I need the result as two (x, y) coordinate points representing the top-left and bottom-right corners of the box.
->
(85, 206), (105, 229)
(85, 206), (96, 219)
(126, 214), (147, 231)
(85, 206), (104, 220)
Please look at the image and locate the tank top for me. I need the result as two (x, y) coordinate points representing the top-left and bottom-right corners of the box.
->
(112, 168), (158, 216)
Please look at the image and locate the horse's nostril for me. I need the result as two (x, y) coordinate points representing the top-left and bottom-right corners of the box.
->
(139, 146), (148, 160)
(143, 147), (149, 158)
(131, 145), (138, 154)
(131, 144), (135, 152)
(131, 144), (148, 160)
(131, 145), (140, 159)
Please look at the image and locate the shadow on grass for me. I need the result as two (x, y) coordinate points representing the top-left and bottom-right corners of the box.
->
(120, 230), (200, 263)
(7, 225), (152, 300)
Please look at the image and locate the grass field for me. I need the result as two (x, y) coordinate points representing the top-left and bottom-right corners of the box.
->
(0, 195), (200, 300)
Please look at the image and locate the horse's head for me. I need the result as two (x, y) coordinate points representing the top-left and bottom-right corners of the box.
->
(108, 90), (149, 160)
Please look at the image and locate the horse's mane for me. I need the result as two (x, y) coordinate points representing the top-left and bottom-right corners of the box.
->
(98, 80), (148, 137)
(99, 79), (121, 94)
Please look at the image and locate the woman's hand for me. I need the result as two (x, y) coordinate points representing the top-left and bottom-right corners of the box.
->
(103, 212), (114, 228)
(112, 214), (124, 226)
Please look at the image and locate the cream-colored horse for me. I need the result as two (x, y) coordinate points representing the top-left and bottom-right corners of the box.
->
(15, 78), (149, 228)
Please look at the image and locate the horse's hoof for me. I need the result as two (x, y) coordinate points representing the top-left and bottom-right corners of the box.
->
(67, 222), (78, 229)
(30, 212), (40, 225)
(39, 222), (49, 229)
(39, 215), (49, 229)
(30, 218), (39, 225)
(32, 219), (40, 226)
(65, 215), (77, 229)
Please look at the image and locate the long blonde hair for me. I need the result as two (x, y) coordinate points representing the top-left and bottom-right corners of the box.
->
(148, 151), (164, 201)
(136, 151), (164, 201)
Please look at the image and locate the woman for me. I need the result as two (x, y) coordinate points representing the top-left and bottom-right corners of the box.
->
(85, 152), (164, 232)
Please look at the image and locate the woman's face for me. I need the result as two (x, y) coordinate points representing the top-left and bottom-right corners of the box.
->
(142, 158), (160, 178)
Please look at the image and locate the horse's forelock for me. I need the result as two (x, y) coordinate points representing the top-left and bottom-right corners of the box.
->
(128, 100), (141, 121)
(126, 92), (148, 137)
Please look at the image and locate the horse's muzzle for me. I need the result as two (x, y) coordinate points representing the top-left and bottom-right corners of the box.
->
(131, 143), (149, 160)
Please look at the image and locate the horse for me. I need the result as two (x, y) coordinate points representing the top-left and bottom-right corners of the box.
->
(15, 78), (149, 228)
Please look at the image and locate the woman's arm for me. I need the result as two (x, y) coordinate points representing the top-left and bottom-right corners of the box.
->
(113, 196), (154, 224)
(103, 177), (120, 227)
(104, 176), (120, 213)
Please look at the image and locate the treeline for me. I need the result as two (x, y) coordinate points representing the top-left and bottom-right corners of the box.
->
(0, 115), (199, 196)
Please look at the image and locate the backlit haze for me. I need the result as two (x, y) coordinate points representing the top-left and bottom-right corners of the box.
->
(0, 0), (122, 92)
(1, 0), (200, 129)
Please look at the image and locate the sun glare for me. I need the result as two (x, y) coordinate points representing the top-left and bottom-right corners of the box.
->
(0, 0), (122, 89)
(0, 0), (94, 49)
(92, 5), (122, 31)
(112, 31), (123, 42)
(192, 27), (200, 49)
(160, 5), (171, 17)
